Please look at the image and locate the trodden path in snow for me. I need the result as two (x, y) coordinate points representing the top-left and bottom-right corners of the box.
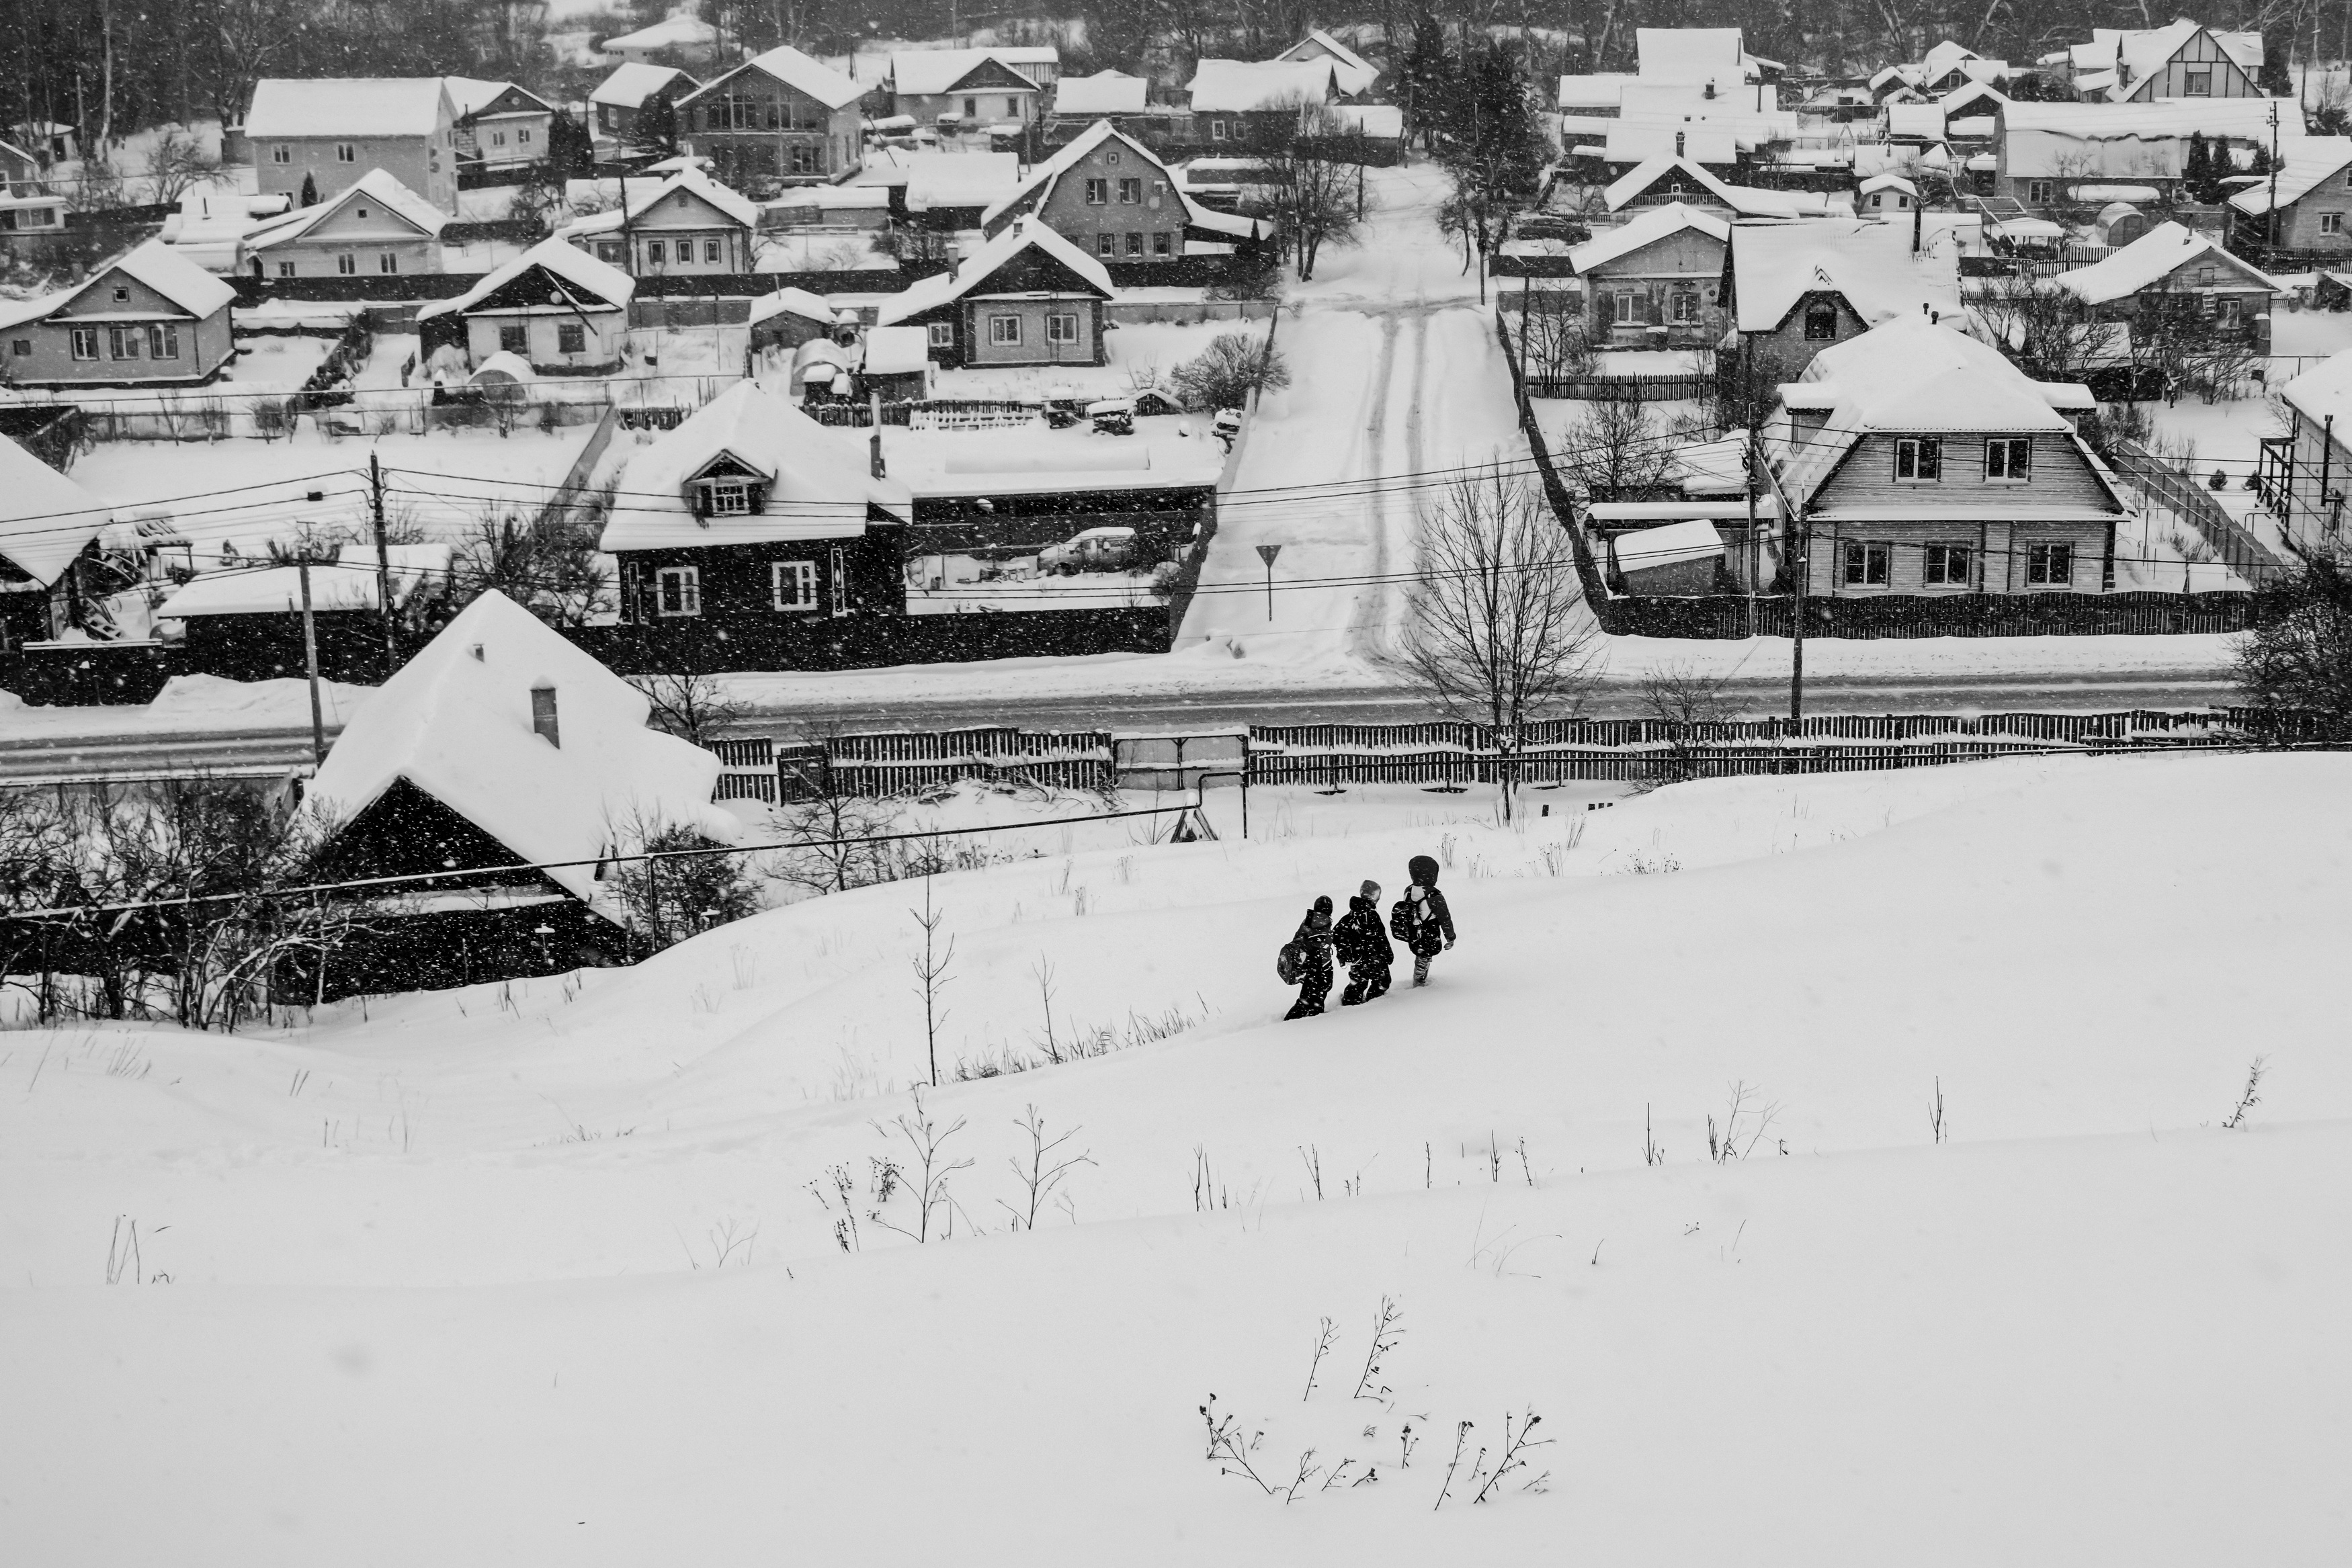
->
(1177, 163), (1525, 667)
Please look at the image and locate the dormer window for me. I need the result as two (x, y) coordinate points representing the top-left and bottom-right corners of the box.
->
(699, 478), (754, 515)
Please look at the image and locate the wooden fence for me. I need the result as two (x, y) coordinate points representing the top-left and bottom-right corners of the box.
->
(2111, 438), (2295, 588)
(810, 728), (1116, 796)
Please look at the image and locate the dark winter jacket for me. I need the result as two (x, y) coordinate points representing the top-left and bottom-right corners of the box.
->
(1292, 900), (1335, 980)
(1334, 896), (1393, 971)
(1391, 859), (1456, 958)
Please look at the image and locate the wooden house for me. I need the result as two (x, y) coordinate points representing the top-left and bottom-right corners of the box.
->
(978, 119), (1266, 263)
(601, 379), (912, 629)
(1988, 98), (2277, 210)
(0, 434), (111, 650)
(674, 45), (866, 194)
(239, 167), (446, 279)
(2055, 21), (2263, 103)
(2050, 220), (2282, 351)
(415, 238), (635, 374)
(446, 79), (556, 176)
(2227, 136), (2352, 259)
(0, 144), (64, 252)
(1721, 217), (1964, 374)
(1773, 316), (2119, 597)
(556, 166), (758, 275)
(245, 77), (460, 214)
(889, 49), (1046, 127)
(1275, 30), (1381, 96)
(1568, 202), (1729, 347)
(877, 220), (1116, 369)
(0, 240), (237, 388)
(298, 589), (739, 997)
(1185, 57), (1352, 147)
(589, 64), (697, 158)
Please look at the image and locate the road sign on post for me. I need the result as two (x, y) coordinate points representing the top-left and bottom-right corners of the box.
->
(1255, 543), (1281, 621)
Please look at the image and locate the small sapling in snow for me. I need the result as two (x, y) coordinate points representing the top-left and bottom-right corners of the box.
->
(2223, 1056), (2267, 1129)
(1929, 1077), (1948, 1144)
(1353, 1295), (1404, 1403)
(1303, 1316), (1339, 1400)
(1470, 1409), (1552, 1502)
(868, 1088), (971, 1244)
(999, 1103), (1092, 1231)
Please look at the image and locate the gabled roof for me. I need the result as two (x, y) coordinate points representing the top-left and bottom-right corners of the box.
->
(1919, 40), (1980, 79)
(1858, 173), (1918, 195)
(980, 119), (1265, 239)
(2228, 136), (2352, 214)
(890, 48), (1044, 97)
(1997, 98), (2290, 140)
(245, 78), (452, 139)
(1186, 58), (1341, 112)
(2280, 346), (2352, 429)
(1052, 71), (1150, 116)
(1603, 121), (1740, 165)
(304, 591), (735, 904)
(243, 167), (448, 251)
(415, 236), (635, 322)
(747, 285), (833, 327)
(1568, 201), (1729, 273)
(603, 13), (718, 52)
(1727, 218), (1962, 333)
(0, 435), (110, 587)
(1277, 30), (1380, 96)
(591, 62), (695, 110)
(1558, 73), (1638, 110)
(5, 238), (243, 329)
(2049, 219), (2282, 304)
(158, 545), (450, 616)
(1938, 80), (2008, 118)
(601, 378), (913, 554)
(1604, 156), (1827, 218)
(1636, 28), (1769, 83)
(1886, 102), (1945, 139)
(1779, 316), (2109, 513)
(683, 45), (865, 112)
(878, 220), (1116, 325)
(443, 78), (554, 119)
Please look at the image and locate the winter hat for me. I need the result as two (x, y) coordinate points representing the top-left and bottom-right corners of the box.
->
(1359, 879), (1382, 902)
(1312, 894), (1333, 914)
(1409, 854), (1440, 886)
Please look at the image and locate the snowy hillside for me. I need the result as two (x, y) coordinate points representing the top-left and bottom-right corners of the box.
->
(3, 753), (2348, 1562)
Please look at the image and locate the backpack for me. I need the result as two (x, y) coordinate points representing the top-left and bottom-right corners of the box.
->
(1276, 941), (1305, 986)
(1389, 897), (1416, 943)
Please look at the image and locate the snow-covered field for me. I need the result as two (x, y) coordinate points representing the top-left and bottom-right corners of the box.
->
(3, 752), (2347, 1560)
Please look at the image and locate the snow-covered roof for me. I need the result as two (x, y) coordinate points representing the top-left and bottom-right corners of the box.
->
(863, 325), (930, 376)
(617, 165), (758, 228)
(1277, 30), (1380, 96)
(1997, 98), (2290, 142)
(1886, 103), (1945, 139)
(2279, 347), (2352, 429)
(2228, 136), (2352, 214)
(1728, 217), (1962, 333)
(691, 45), (866, 112)
(1636, 28), (1771, 83)
(1330, 103), (1404, 140)
(1558, 73), (1637, 110)
(747, 286), (833, 327)
(1604, 122), (1740, 165)
(1604, 156), (1829, 218)
(602, 378), (913, 554)
(0, 237), (242, 331)
(245, 78), (452, 139)
(1052, 71), (1149, 116)
(443, 77), (550, 120)
(980, 120), (1263, 240)
(1568, 201), (1730, 273)
(2072, 21), (2262, 95)
(468, 351), (535, 384)
(243, 167), (448, 251)
(159, 546), (450, 617)
(1185, 58), (1341, 113)
(305, 591), (734, 904)
(880, 220), (1117, 326)
(590, 62), (694, 110)
(1939, 81), (2008, 118)
(890, 48), (1043, 97)
(1779, 316), (2107, 513)
(1919, 40), (1980, 79)
(603, 13), (718, 52)
(2049, 219), (2282, 304)
(0, 435), (110, 588)
(1858, 173), (1918, 195)
(902, 150), (1021, 210)
(416, 236), (635, 323)
(1614, 517), (1724, 571)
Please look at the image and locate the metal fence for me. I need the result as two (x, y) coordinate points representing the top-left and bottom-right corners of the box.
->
(2111, 439), (2295, 587)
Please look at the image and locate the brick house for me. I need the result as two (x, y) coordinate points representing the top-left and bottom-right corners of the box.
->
(0, 240), (237, 388)
(978, 119), (1267, 263)
(603, 378), (911, 627)
(1773, 316), (2119, 597)
(877, 220), (1116, 369)
(675, 45), (866, 194)
(245, 77), (459, 214)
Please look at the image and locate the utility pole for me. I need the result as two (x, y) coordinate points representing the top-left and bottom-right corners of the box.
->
(2269, 97), (2282, 263)
(1757, 437), (1808, 723)
(1742, 337), (1760, 641)
(1255, 542), (1281, 620)
(297, 559), (326, 769)
(369, 451), (395, 681)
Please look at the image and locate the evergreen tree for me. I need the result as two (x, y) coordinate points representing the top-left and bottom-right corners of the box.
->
(1399, 13), (1452, 154)
(630, 95), (680, 162)
(298, 171), (317, 208)
(1434, 36), (1546, 304)
(546, 109), (593, 179)
(2184, 133), (2211, 203)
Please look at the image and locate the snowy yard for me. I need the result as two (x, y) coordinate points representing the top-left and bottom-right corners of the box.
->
(1, 752), (2347, 1559)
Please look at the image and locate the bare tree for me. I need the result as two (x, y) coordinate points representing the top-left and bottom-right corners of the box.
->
(1552, 394), (1674, 503)
(630, 666), (746, 749)
(144, 126), (220, 206)
(1634, 661), (1736, 787)
(450, 505), (613, 625)
(1390, 464), (1601, 822)
(1273, 104), (1372, 281)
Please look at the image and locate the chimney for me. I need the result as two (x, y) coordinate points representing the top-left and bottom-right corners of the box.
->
(1675, 130), (1685, 158)
(531, 685), (560, 748)
(870, 391), (886, 478)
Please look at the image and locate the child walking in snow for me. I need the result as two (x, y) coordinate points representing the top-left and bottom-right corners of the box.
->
(1282, 895), (1337, 1019)
(1334, 880), (1393, 1006)
(1390, 855), (1456, 988)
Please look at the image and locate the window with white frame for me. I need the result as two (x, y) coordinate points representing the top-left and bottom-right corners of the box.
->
(337, 252), (356, 275)
(2183, 69), (2212, 95)
(335, 142), (355, 163)
(378, 251), (398, 273)
(1096, 232), (1115, 257)
(1895, 437), (1942, 481)
(1118, 177), (1142, 203)
(1670, 291), (1698, 323)
(107, 326), (139, 359)
(1613, 291), (1636, 324)
(2216, 295), (2242, 324)
(2325, 212), (2347, 235)
(1210, 120), (1228, 140)
(2025, 541), (2074, 586)
(491, 131), (507, 146)
(1923, 542), (1972, 586)
(1125, 230), (1144, 255)
(1152, 231), (1171, 255)
(518, 128), (531, 144)
(704, 239), (721, 263)
(146, 324), (178, 359)
(1985, 437), (2031, 481)
(1046, 312), (1079, 343)
(69, 327), (98, 360)
(989, 314), (1021, 345)
(656, 566), (701, 615)
(703, 479), (753, 515)
(1084, 177), (1109, 204)
(927, 320), (954, 347)
(1842, 541), (1891, 587)
(2027, 179), (2054, 204)
(276, 260), (296, 277)
(271, 145), (290, 164)
(771, 558), (817, 610)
